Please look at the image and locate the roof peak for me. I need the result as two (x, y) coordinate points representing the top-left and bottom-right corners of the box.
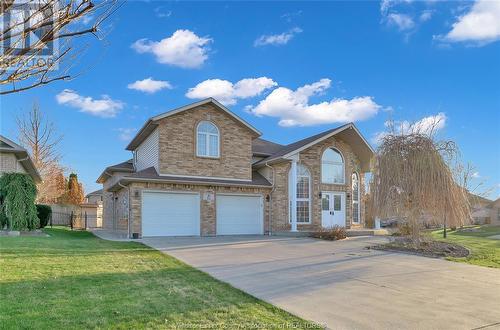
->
(126, 98), (261, 151)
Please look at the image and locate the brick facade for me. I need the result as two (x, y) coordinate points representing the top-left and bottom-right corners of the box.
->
(127, 182), (271, 237)
(102, 171), (130, 231)
(101, 103), (371, 237)
(157, 104), (256, 181)
(268, 135), (366, 232)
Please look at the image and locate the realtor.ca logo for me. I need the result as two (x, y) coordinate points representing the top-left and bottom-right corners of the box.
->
(1, 1), (59, 70)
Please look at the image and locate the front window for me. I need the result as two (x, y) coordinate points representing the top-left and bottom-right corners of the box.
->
(196, 121), (219, 157)
(289, 164), (311, 223)
(321, 148), (344, 184)
(352, 172), (360, 223)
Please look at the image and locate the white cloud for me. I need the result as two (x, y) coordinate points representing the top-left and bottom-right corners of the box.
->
(127, 77), (172, 94)
(154, 7), (172, 18)
(281, 10), (303, 22)
(371, 112), (447, 144)
(116, 128), (137, 141)
(56, 89), (124, 118)
(247, 79), (381, 127)
(472, 172), (481, 179)
(419, 10), (434, 22)
(387, 13), (415, 31)
(186, 77), (277, 105)
(254, 27), (302, 47)
(380, 0), (414, 15)
(131, 29), (212, 68)
(441, 0), (500, 45)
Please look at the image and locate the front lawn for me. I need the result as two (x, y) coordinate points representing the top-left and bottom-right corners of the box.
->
(431, 225), (500, 268)
(0, 228), (317, 329)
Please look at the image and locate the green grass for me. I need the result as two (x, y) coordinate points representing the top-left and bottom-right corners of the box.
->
(0, 228), (318, 329)
(431, 225), (500, 268)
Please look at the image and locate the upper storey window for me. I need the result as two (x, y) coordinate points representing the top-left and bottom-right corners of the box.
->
(321, 148), (344, 184)
(196, 121), (220, 158)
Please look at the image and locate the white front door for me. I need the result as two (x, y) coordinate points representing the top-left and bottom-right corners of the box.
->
(321, 192), (346, 228)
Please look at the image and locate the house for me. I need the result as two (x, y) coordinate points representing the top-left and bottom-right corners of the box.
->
(488, 198), (500, 225)
(97, 98), (373, 238)
(85, 189), (103, 204)
(468, 193), (493, 224)
(80, 189), (104, 228)
(0, 135), (41, 183)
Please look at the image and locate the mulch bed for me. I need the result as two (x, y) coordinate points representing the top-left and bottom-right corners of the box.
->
(371, 237), (469, 258)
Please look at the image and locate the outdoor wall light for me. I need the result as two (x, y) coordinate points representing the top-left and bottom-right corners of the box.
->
(318, 192), (322, 198)
(265, 195), (270, 202)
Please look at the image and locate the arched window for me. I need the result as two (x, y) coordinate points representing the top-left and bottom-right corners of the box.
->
(321, 148), (344, 184)
(352, 172), (360, 223)
(196, 121), (219, 157)
(289, 164), (311, 223)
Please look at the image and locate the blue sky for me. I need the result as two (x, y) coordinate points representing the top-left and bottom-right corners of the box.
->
(1, 1), (499, 197)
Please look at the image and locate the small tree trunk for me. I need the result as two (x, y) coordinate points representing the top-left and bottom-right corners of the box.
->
(443, 215), (447, 239)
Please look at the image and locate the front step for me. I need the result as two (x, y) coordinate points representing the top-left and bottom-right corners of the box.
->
(346, 229), (389, 237)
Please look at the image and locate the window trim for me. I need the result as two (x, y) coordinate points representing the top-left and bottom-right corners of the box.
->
(321, 147), (345, 184)
(288, 164), (312, 224)
(351, 172), (360, 224)
(196, 121), (220, 158)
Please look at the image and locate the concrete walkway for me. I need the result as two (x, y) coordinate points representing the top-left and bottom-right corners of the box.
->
(140, 235), (500, 330)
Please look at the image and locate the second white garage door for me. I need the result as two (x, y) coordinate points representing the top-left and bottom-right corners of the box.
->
(216, 194), (263, 235)
(142, 191), (200, 237)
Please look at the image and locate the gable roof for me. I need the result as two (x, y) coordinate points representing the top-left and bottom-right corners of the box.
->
(96, 159), (134, 183)
(126, 98), (262, 151)
(86, 189), (103, 197)
(0, 135), (42, 183)
(253, 123), (374, 172)
(252, 138), (284, 157)
(467, 192), (492, 206)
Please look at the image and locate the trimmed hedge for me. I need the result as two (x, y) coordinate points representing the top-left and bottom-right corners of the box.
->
(36, 204), (52, 228)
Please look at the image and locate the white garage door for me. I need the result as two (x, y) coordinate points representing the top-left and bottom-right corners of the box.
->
(216, 194), (263, 235)
(142, 191), (200, 237)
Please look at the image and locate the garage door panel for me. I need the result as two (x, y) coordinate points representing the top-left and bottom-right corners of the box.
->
(142, 192), (200, 237)
(217, 195), (263, 235)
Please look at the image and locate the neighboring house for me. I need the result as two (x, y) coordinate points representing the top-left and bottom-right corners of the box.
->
(0, 135), (41, 183)
(80, 189), (103, 228)
(489, 198), (500, 225)
(97, 98), (373, 238)
(85, 189), (103, 204)
(468, 193), (493, 224)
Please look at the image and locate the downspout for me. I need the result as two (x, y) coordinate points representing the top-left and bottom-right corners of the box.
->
(265, 162), (276, 236)
(118, 182), (129, 238)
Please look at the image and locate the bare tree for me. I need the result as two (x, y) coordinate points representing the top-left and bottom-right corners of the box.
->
(453, 162), (494, 199)
(17, 101), (65, 203)
(1, 0), (120, 95)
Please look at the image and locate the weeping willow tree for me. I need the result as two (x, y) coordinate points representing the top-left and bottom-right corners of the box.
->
(0, 173), (39, 230)
(371, 132), (471, 240)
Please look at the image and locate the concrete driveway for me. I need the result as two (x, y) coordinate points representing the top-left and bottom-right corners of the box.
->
(142, 235), (500, 330)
